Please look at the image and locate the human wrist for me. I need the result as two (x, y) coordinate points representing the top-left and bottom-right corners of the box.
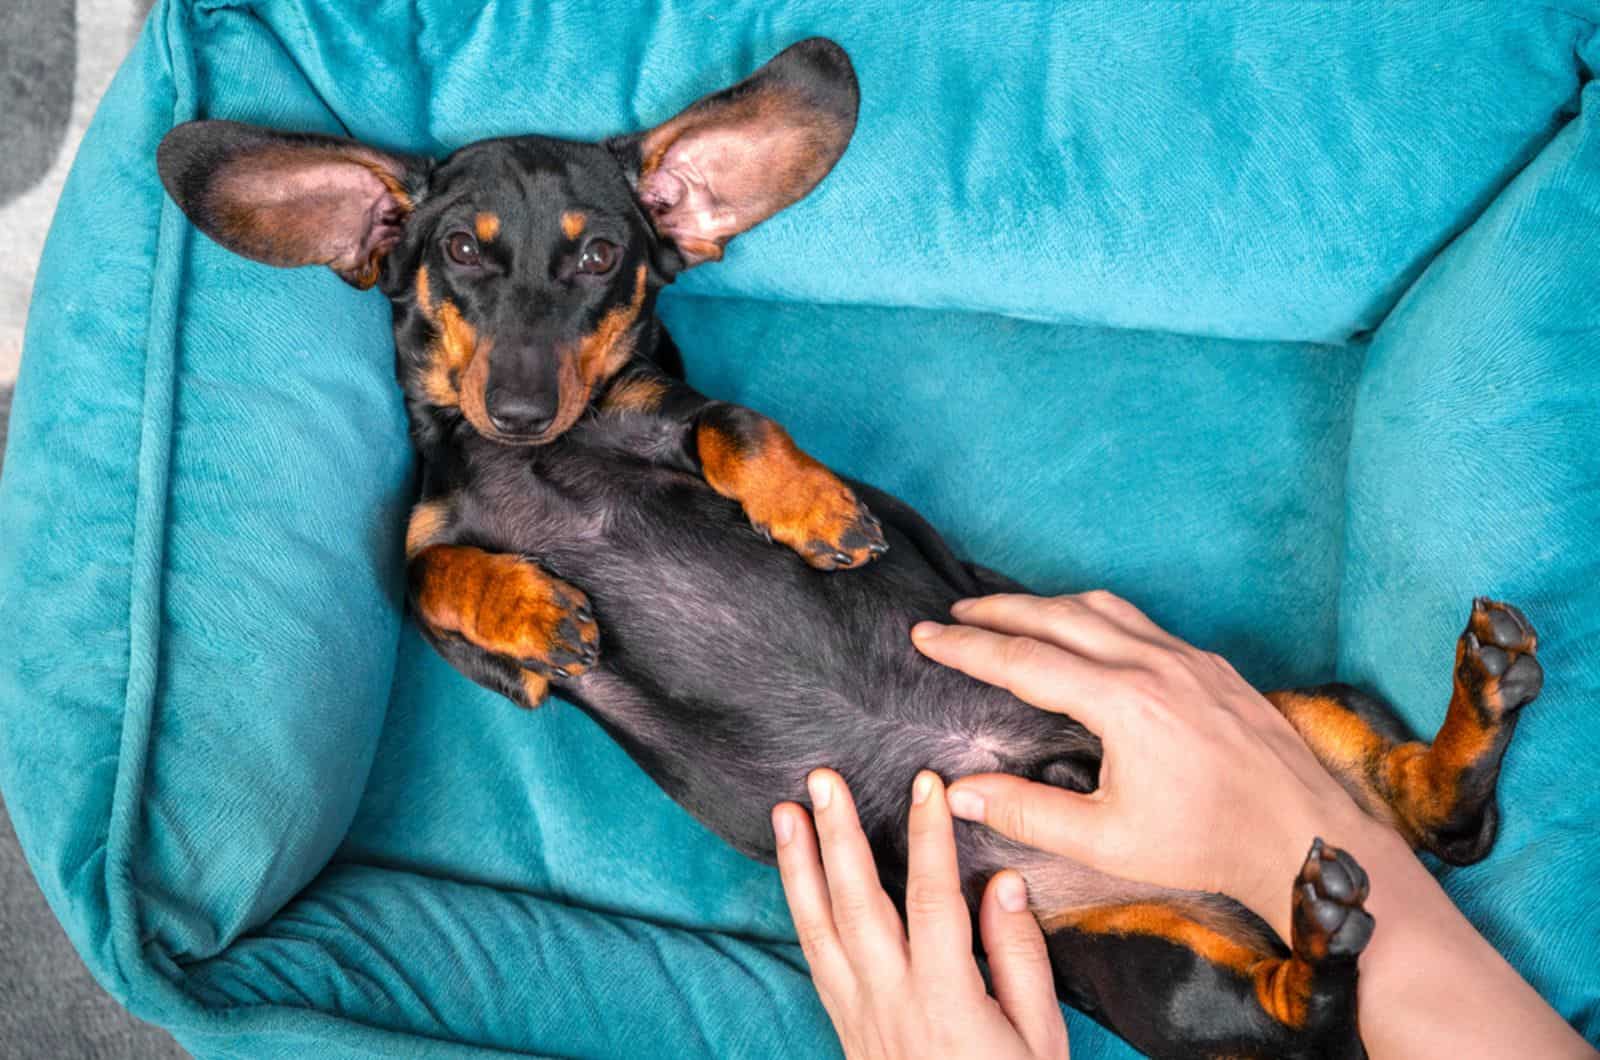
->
(1244, 797), (1398, 942)
(1340, 830), (1596, 1059)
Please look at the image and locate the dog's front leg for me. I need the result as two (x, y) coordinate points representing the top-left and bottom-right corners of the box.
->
(602, 370), (888, 570)
(405, 500), (598, 707)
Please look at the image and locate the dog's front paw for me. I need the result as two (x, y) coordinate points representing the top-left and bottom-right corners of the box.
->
(699, 413), (888, 571)
(515, 589), (601, 680)
(415, 546), (600, 680)
(761, 484), (887, 571)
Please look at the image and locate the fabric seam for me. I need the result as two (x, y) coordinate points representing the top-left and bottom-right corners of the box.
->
(101, 0), (197, 1015)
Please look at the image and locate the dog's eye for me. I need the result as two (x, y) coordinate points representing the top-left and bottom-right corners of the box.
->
(444, 231), (481, 267)
(577, 238), (619, 275)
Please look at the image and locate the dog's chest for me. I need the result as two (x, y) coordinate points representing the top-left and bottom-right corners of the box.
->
(456, 433), (706, 557)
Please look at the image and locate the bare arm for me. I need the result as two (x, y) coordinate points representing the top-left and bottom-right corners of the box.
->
(1351, 829), (1591, 1059)
(912, 591), (1595, 1060)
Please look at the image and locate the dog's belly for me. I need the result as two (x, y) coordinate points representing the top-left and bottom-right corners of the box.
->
(526, 466), (1101, 874)
(463, 448), (1232, 961)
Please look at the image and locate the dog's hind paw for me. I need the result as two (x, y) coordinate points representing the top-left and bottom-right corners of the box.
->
(1460, 598), (1542, 718)
(1292, 838), (1374, 963)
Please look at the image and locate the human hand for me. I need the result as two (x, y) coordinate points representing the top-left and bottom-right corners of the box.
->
(911, 591), (1386, 942)
(772, 768), (1069, 1060)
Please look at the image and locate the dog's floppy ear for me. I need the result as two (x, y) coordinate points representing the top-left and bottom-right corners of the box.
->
(157, 120), (427, 289)
(613, 37), (858, 269)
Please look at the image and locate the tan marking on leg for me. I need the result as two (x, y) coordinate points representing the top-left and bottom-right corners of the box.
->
(413, 545), (595, 671)
(1270, 634), (1522, 852)
(1379, 649), (1501, 834)
(602, 376), (668, 414)
(1253, 958), (1314, 1029)
(1049, 901), (1320, 1030)
(520, 670), (550, 707)
(1044, 903), (1260, 974)
(697, 415), (881, 568)
(1266, 690), (1397, 827)
(405, 499), (451, 559)
(1268, 691), (1388, 772)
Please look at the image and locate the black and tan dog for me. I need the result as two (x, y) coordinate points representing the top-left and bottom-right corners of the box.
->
(158, 39), (1543, 1059)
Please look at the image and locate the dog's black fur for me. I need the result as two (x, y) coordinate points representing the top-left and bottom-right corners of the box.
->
(158, 39), (1544, 1059)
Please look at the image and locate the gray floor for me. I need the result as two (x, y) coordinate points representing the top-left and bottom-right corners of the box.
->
(1, 0), (152, 385)
(0, 796), (187, 1060)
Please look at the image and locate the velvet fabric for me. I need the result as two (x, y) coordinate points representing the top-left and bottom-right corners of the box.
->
(1, 2), (1596, 1056)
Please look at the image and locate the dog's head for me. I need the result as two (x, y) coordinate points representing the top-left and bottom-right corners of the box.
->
(158, 38), (857, 444)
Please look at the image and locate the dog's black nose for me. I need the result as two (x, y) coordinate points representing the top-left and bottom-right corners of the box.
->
(486, 388), (556, 437)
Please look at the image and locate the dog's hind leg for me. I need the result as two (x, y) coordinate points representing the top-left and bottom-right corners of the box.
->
(1038, 841), (1371, 1060)
(1267, 598), (1541, 865)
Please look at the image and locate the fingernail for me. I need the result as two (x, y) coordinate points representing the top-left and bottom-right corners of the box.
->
(996, 871), (1028, 912)
(807, 771), (833, 811)
(949, 598), (974, 616)
(912, 772), (934, 805)
(772, 808), (794, 846)
(947, 788), (985, 821)
(911, 621), (944, 642)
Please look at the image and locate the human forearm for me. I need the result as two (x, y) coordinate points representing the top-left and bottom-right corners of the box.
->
(1230, 800), (1593, 1058)
(1346, 825), (1595, 1060)
(916, 591), (1596, 1060)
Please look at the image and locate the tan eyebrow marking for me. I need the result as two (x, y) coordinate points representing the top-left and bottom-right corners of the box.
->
(474, 212), (500, 241)
(561, 211), (587, 240)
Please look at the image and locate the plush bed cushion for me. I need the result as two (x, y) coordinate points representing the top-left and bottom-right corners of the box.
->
(1, 1), (1595, 1057)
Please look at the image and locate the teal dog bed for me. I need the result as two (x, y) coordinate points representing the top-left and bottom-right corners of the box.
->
(3, 2), (1598, 1056)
